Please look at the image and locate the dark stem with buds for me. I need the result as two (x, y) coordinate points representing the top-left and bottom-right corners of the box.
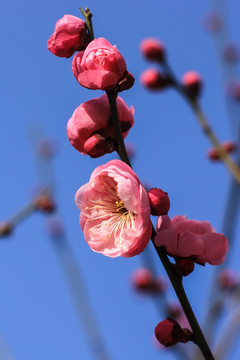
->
(107, 90), (215, 360)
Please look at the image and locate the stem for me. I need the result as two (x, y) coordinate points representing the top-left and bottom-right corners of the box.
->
(163, 62), (240, 185)
(107, 91), (215, 359)
(106, 90), (131, 167)
(80, 7), (94, 41)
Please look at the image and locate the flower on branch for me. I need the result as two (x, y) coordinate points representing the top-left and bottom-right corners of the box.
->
(67, 94), (134, 157)
(47, 15), (89, 58)
(72, 38), (127, 90)
(155, 215), (228, 265)
(75, 160), (152, 257)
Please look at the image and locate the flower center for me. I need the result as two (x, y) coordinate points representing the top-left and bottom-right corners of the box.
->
(85, 175), (135, 247)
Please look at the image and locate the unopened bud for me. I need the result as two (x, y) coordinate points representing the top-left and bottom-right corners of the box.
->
(35, 196), (55, 213)
(223, 43), (240, 63)
(118, 71), (135, 92)
(140, 38), (166, 63)
(166, 302), (183, 319)
(182, 71), (202, 99)
(155, 318), (193, 347)
(0, 222), (13, 237)
(84, 134), (115, 158)
(131, 268), (167, 294)
(148, 188), (170, 216)
(202, 12), (222, 33)
(174, 258), (195, 277)
(218, 268), (238, 290)
(208, 141), (237, 161)
(141, 69), (170, 91)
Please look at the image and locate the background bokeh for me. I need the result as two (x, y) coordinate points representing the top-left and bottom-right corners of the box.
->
(1, 0), (240, 359)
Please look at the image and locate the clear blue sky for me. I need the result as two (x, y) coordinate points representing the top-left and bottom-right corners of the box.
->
(0, 0), (240, 359)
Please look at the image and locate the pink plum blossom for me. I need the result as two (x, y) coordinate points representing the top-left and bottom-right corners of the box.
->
(67, 94), (134, 157)
(75, 160), (152, 257)
(47, 15), (88, 58)
(154, 215), (228, 265)
(72, 37), (127, 90)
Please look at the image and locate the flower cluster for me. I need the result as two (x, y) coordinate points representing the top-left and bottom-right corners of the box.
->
(47, 9), (231, 359)
(140, 37), (202, 99)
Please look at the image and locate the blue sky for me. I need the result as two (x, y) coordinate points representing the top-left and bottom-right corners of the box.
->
(0, 0), (240, 359)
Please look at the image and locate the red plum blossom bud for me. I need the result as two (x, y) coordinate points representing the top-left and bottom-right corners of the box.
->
(218, 268), (238, 290)
(182, 71), (202, 99)
(148, 188), (170, 216)
(140, 69), (170, 91)
(131, 268), (168, 294)
(83, 134), (115, 158)
(166, 302), (183, 319)
(230, 82), (240, 100)
(202, 13), (222, 33)
(72, 38), (127, 90)
(223, 43), (240, 63)
(155, 318), (193, 347)
(0, 222), (13, 237)
(140, 38), (165, 63)
(208, 141), (237, 161)
(67, 94), (134, 157)
(47, 15), (89, 58)
(174, 258), (195, 277)
(35, 196), (56, 213)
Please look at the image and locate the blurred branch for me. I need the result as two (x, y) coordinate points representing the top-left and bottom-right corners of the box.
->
(162, 61), (240, 185)
(29, 123), (112, 360)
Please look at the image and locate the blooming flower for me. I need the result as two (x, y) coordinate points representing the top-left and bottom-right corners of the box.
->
(72, 37), (127, 90)
(155, 215), (228, 265)
(75, 160), (152, 257)
(67, 94), (134, 157)
(47, 15), (88, 58)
